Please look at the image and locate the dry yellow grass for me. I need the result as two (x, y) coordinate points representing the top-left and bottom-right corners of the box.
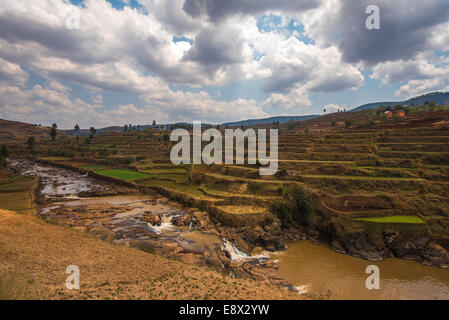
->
(217, 205), (266, 215)
(0, 210), (299, 300)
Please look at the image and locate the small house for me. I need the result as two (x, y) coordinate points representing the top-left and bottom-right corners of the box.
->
(384, 111), (393, 119)
(395, 110), (405, 117)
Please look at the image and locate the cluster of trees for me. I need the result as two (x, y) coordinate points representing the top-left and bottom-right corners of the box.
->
(323, 108), (346, 113)
(124, 120), (157, 132)
(272, 184), (313, 227)
(0, 145), (8, 168)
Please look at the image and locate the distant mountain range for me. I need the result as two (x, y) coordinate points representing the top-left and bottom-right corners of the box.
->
(350, 91), (449, 112)
(221, 115), (320, 127)
(64, 91), (449, 134)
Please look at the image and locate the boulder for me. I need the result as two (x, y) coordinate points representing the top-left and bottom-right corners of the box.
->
(154, 241), (184, 257)
(157, 197), (169, 204)
(89, 226), (115, 242)
(330, 240), (346, 254)
(141, 214), (161, 226)
(175, 253), (204, 265)
(205, 252), (224, 269)
(422, 241), (449, 265)
(261, 235), (286, 252)
(171, 215), (192, 226)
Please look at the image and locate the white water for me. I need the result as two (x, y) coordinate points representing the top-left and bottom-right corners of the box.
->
(221, 239), (270, 262)
(146, 215), (176, 235)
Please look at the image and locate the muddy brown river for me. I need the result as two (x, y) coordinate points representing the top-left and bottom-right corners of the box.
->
(272, 241), (449, 300)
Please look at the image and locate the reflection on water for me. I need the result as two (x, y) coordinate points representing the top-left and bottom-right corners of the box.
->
(272, 241), (449, 300)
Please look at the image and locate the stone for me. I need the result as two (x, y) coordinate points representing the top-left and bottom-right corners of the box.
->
(157, 197), (169, 204)
(175, 253), (204, 265)
(141, 214), (161, 226)
(89, 226), (115, 242)
(171, 215), (192, 226)
(154, 241), (184, 257)
(330, 240), (346, 254)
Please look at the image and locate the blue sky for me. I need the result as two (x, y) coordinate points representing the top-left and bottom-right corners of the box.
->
(0, 0), (448, 128)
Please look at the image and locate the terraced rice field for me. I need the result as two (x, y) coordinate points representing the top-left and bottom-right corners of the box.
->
(19, 110), (449, 230)
(95, 169), (150, 181)
(353, 216), (425, 224)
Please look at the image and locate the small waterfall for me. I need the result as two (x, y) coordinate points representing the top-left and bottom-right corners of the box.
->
(146, 214), (174, 235)
(188, 221), (193, 232)
(221, 239), (269, 262)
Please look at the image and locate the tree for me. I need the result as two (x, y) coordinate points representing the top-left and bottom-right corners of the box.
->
(0, 145), (7, 168)
(152, 120), (156, 126)
(345, 120), (354, 128)
(323, 108), (327, 113)
(50, 123), (57, 142)
(124, 124), (128, 132)
(272, 184), (313, 227)
(27, 136), (35, 151)
(0, 145), (8, 158)
(89, 127), (96, 138)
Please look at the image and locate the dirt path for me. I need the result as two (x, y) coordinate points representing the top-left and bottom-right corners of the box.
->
(0, 210), (300, 300)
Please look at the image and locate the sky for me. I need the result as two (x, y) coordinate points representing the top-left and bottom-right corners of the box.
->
(0, 0), (448, 129)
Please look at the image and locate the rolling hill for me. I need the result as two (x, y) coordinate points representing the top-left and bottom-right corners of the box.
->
(0, 119), (66, 145)
(351, 92), (449, 112)
(222, 115), (320, 127)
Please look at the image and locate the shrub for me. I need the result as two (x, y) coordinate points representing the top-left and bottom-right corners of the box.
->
(272, 184), (313, 228)
(123, 156), (135, 164)
(1, 145), (9, 158)
(262, 215), (275, 227)
(277, 169), (288, 177)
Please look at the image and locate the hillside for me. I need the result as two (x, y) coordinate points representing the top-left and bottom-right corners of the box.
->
(351, 92), (449, 112)
(222, 115), (320, 127)
(0, 119), (66, 145)
(0, 209), (298, 300)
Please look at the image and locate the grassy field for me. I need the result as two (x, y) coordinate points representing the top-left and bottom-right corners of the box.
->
(96, 169), (150, 181)
(82, 165), (108, 170)
(354, 216), (425, 224)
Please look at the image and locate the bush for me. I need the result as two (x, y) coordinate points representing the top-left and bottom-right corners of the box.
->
(123, 156), (135, 164)
(0, 145), (8, 158)
(272, 184), (313, 228)
(262, 215), (275, 227)
(0, 145), (8, 167)
(277, 169), (288, 177)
